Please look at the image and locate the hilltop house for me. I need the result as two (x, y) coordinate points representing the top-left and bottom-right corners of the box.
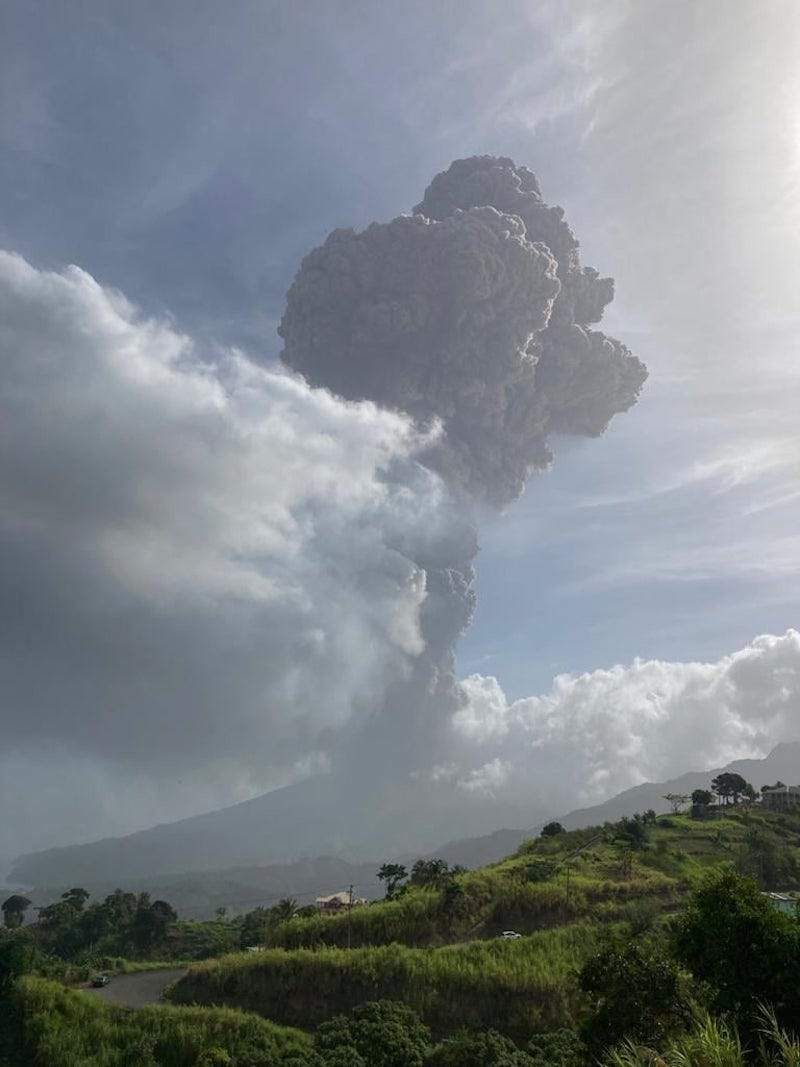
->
(315, 891), (368, 913)
(763, 891), (798, 915)
(761, 785), (800, 812)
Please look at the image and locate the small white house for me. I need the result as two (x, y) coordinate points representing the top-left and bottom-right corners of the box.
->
(315, 891), (367, 913)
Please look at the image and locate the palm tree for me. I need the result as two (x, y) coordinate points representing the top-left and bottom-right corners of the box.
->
(271, 897), (298, 924)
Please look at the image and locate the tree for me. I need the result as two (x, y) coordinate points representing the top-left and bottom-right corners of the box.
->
(579, 941), (694, 1054)
(429, 1029), (535, 1066)
(409, 858), (450, 889)
(711, 772), (750, 806)
(737, 827), (798, 890)
(662, 793), (690, 814)
(131, 895), (177, 952)
(271, 898), (298, 924)
(61, 887), (90, 911)
(1, 896), (31, 930)
(440, 877), (467, 919)
(377, 863), (408, 900)
(239, 906), (270, 948)
(312, 1000), (431, 1067)
(540, 821), (565, 838)
(671, 868), (800, 1032)
(762, 780), (786, 793)
(691, 789), (713, 819)
(103, 889), (138, 928)
(616, 816), (649, 851)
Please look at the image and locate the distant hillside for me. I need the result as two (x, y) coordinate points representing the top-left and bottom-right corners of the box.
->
(9, 773), (533, 889)
(413, 741), (800, 871)
(560, 741), (800, 829)
(22, 855), (384, 920)
(10, 742), (800, 899)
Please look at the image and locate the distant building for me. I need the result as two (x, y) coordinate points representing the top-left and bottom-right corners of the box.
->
(761, 785), (800, 812)
(763, 892), (797, 915)
(315, 891), (367, 913)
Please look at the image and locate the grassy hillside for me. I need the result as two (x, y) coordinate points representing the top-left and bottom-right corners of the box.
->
(167, 807), (800, 1040)
(262, 815), (767, 951)
(169, 924), (600, 1039)
(2, 976), (312, 1066)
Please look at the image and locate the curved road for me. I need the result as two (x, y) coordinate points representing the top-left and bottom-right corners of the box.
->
(85, 968), (187, 1008)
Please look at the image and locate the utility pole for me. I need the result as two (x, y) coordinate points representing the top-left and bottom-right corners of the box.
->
(564, 862), (571, 918)
(347, 884), (353, 950)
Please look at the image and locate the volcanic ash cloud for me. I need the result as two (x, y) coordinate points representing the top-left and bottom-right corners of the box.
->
(280, 155), (647, 509)
(277, 155), (648, 798)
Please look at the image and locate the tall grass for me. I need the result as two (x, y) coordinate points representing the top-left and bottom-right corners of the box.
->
(170, 923), (601, 1039)
(10, 976), (311, 1066)
(604, 1007), (800, 1067)
(267, 857), (678, 951)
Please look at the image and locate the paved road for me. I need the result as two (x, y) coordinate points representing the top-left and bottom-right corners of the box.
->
(85, 968), (187, 1008)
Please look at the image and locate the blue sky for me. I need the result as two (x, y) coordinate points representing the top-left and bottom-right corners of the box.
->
(2, 0), (799, 857)
(7, 0), (793, 692)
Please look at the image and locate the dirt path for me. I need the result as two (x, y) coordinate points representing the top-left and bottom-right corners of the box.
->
(85, 968), (187, 1008)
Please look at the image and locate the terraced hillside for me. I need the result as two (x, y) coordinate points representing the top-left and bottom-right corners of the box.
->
(168, 807), (800, 1039)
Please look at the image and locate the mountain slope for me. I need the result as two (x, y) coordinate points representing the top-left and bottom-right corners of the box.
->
(9, 772), (532, 887)
(440, 741), (800, 864)
(11, 742), (800, 891)
(560, 741), (800, 829)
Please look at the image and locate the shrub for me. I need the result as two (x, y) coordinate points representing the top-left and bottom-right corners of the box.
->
(541, 822), (565, 838)
(671, 869), (800, 1032)
(527, 1027), (587, 1066)
(580, 941), (694, 1054)
(312, 1000), (431, 1067)
(525, 861), (555, 883)
(428, 1028), (534, 1065)
(10, 976), (312, 1066)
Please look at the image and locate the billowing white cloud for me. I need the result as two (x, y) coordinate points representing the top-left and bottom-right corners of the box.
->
(457, 757), (511, 797)
(452, 630), (800, 811)
(0, 251), (466, 857)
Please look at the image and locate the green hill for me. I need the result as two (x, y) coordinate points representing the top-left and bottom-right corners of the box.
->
(167, 806), (800, 1040)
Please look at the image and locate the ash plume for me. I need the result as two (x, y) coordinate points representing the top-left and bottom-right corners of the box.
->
(279, 155), (647, 786)
(281, 156), (647, 509)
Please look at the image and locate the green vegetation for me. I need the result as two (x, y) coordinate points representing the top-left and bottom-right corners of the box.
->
(671, 867), (800, 1032)
(250, 807), (800, 956)
(6, 803), (800, 1064)
(266, 841), (677, 952)
(312, 999), (431, 1066)
(1, 976), (312, 1066)
(540, 821), (565, 837)
(162, 807), (800, 1051)
(579, 940), (694, 1053)
(169, 924), (599, 1038)
(603, 1006), (800, 1066)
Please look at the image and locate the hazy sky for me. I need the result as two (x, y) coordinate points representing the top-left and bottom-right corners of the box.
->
(2, 0), (799, 863)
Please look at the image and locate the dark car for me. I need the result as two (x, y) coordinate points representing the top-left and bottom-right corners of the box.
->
(91, 973), (110, 987)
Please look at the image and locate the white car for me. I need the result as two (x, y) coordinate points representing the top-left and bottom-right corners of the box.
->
(501, 930), (522, 940)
